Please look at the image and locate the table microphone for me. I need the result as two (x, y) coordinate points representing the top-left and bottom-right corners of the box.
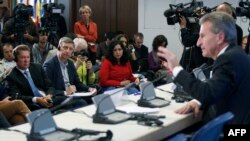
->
(92, 83), (135, 124)
(28, 96), (75, 139)
(138, 74), (171, 108)
(192, 63), (213, 81)
(172, 63), (213, 102)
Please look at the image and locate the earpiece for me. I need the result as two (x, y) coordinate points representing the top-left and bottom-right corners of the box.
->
(13, 47), (18, 62)
(12, 45), (30, 62)
(57, 44), (61, 50)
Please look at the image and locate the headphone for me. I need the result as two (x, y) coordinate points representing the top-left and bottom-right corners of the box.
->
(13, 47), (18, 62)
(13, 45), (30, 62)
(57, 42), (61, 50)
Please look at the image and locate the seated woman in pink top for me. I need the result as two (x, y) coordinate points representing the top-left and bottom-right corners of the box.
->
(99, 40), (140, 94)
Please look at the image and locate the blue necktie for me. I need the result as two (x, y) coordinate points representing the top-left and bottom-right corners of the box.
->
(24, 71), (42, 97)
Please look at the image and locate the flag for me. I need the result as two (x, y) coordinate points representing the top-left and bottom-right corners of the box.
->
(35, 0), (42, 28)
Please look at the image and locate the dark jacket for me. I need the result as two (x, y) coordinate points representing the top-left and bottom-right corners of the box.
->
(174, 45), (250, 124)
(43, 56), (89, 95)
(6, 63), (55, 109)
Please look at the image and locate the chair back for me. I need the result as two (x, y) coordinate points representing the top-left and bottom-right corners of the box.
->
(191, 112), (234, 141)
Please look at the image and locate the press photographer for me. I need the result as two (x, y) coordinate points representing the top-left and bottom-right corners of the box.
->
(40, 3), (67, 47)
(1, 4), (38, 48)
(164, 0), (213, 72)
(236, 0), (250, 53)
(216, 2), (243, 48)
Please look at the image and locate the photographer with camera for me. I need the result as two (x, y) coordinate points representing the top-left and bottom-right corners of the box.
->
(179, 15), (210, 72)
(164, 1), (213, 72)
(216, 2), (243, 46)
(40, 3), (67, 47)
(2, 4), (38, 49)
(236, 0), (250, 53)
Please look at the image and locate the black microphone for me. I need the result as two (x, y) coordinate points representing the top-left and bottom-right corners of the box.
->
(239, 1), (250, 7)
(138, 74), (171, 108)
(164, 9), (175, 17)
(92, 83), (135, 124)
(239, 1), (244, 7)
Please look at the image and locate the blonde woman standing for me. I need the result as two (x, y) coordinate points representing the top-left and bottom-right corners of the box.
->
(74, 5), (98, 65)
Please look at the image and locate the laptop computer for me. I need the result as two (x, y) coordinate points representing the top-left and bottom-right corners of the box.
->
(26, 109), (78, 141)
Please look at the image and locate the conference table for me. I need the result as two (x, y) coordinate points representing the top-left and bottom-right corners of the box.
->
(0, 83), (201, 141)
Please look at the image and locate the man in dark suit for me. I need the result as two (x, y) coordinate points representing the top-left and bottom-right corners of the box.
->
(6, 45), (84, 111)
(132, 32), (149, 73)
(216, 2), (243, 46)
(43, 37), (96, 99)
(158, 12), (250, 124)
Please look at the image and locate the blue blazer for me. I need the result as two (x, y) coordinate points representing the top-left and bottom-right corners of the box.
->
(43, 56), (89, 95)
(174, 45), (250, 124)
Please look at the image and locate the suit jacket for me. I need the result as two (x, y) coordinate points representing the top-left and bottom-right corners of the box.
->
(6, 63), (55, 107)
(43, 56), (89, 95)
(236, 24), (243, 46)
(174, 45), (250, 124)
(133, 45), (149, 72)
(180, 27), (210, 72)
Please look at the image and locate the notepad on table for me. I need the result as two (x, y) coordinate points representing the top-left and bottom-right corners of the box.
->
(68, 89), (96, 97)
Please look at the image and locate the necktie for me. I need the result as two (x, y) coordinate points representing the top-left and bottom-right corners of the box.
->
(24, 71), (42, 97)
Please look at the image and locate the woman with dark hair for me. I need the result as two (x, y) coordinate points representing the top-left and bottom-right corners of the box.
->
(148, 35), (172, 84)
(116, 34), (138, 72)
(148, 35), (168, 72)
(99, 40), (140, 94)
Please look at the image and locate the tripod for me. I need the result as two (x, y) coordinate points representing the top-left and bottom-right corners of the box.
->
(47, 30), (59, 47)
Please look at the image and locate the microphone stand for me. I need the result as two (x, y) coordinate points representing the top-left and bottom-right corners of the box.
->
(27, 109), (51, 141)
(27, 97), (75, 140)
(92, 83), (135, 124)
(172, 64), (213, 103)
(138, 74), (171, 108)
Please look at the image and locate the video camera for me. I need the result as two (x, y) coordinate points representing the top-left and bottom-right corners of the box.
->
(46, 3), (64, 15)
(42, 3), (64, 32)
(236, 0), (250, 18)
(41, 3), (65, 46)
(13, 4), (33, 43)
(14, 4), (33, 25)
(164, 0), (213, 25)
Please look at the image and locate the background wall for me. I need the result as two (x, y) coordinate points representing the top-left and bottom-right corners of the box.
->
(71, 0), (138, 42)
(139, 0), (250, 60)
